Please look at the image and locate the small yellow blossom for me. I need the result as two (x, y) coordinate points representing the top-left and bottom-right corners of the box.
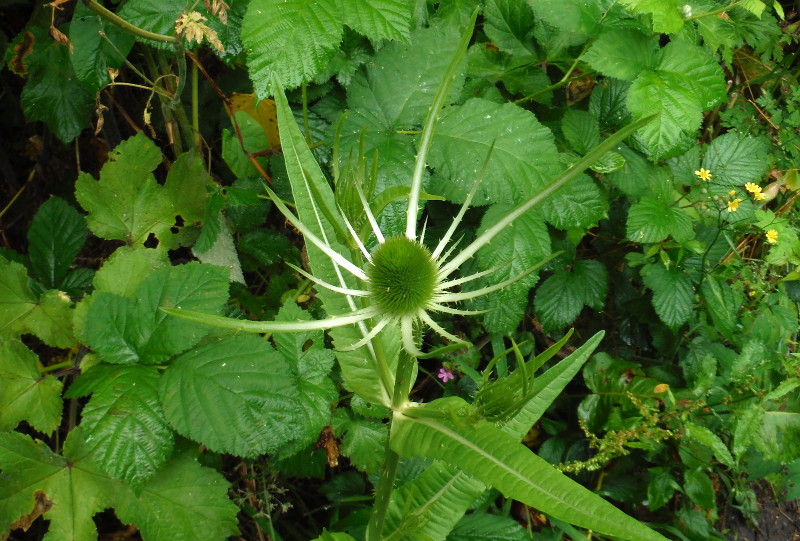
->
(749, 290), (756, 297)
(745, 182), (766, 201)
(728, 189), (737, 196)
(727, 198), (742, 212)
(694, 168), (712, 181)
(753, 191), (766, 201)
(766, 229), (778, 244)
(654, 383), (670, 394)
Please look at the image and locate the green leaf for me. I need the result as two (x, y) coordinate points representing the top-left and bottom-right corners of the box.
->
(163, 149), (215, 224)
(657, 41), (726, 110)
(92, 246), (170, 298)
(117, 0), (186, 49)
(391, 407), (667, 541)
(193, 215), (246, 284)
(641, 263), (694, 329)
(529, 0), (605, 37)
(449, 512), (528, 540)
(701, 133), (771, 187)
(332, 409), (388, 473)
(27, 196), (88, 290)
(626, 196), (693, 243)
(583, 28), (660, 81)
(484, 0), (538, 56)
(535, 261), (608, 332)
(429, 98), (561, 205)
(684, 421), (735, 468)
(561, 110), (600, 155)
(542, 173), (607, 230)
(627, 71), (702, 159)
(67, 364), (173, 489)
(272, 301), (337, 457)
(0, 257), (37, 335)
(75, 132), (176, 245)
(160, 335), (300, 456)
(683, 469), (716, 510)
(470, 206), (550, 334)
(741, 0), (766, 17)
(0, 339), (62, 433)
(19, 27), (94, 142)
(85, 263), (229, 365)
(618, 0), (684, 33)
(756, 411), (800, 463)
(115, 447), (239, 540)
(733, 402), (764, 457)
(700, 276), (741, 341)
(69, 1), (135, 91)
(647, 468), (679, 512)
(341, 0), (412, 42)
(14, 289), (77, 348)
(0, 430), (130, 540)
(242, 0), (343, 94)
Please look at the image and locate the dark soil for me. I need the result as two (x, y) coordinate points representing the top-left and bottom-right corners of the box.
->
(723, 482), (800, 541)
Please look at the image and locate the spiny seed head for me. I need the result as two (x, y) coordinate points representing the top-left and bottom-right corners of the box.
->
(367, 236), (438, 317)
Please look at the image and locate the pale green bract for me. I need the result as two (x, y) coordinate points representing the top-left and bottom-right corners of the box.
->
(164, 14), (663, 541)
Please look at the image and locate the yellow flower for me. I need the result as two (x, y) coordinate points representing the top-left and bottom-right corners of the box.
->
(728, 190), (737, 196)
(727, 198), (742, 212)
(694, 168), (712, 181)
(745, 182), (766, 201)
(766, 229), (778, 244)
(753, 191), (766, 201)
(749, 290), (757, 297)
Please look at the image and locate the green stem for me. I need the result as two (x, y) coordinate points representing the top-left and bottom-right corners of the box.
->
(367, 351), (417, 541)
(686, 1), (743, 20)
(191, 60), (201, 150)
(301, 83), (311, 146)
(40, 360), (73, 374)
(82, 0), (179, 44)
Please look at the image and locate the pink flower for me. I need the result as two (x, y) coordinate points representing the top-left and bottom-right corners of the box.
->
(437, 367), (455, 383)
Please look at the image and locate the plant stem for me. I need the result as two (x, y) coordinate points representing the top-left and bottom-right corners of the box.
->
(366, 351), (416, 541)
(82, 0), (179, 44)
(191, 60), (201, 150)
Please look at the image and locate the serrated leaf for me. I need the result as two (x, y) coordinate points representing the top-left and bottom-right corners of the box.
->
(542, 173), (607, 230)
(332, 409), (388, 473)
(340, 0), (411, 42)
(164, 149), (215, 224)
(75, 132), (176, 245)
(618, 0), (684, 33)
(391, 407), (667, 541)
(733, 402), (764, 457)
(0, 430), (131, 540)
(93, 246), (170, 297)
(583, 28), (659, 81)
(0, 257), (37, 334)
(470, 206), (550, 334)
(657, 41), (726, 110)
(628, 71), (702, 159)
(160, 335), (300, 456)
(701, 133), (771, 186)
(14, 289), (76, 348)
(0, 339), (62, 433)
(69, 1), (135, 91)
(117, 0), (186, 50)
(69, 364), (173, 489)
(242, 0), (342, 94)
(684, 421), (735, 468)
(641, 263), (694, 329)
(626, 196), (693, 243)
(429, 98), (561, 205)
(561, 110), (600, 155)
(19, 27), (94, 142)
(529, 0), (605, 37)
(484, 0), (537, 56)
(449, 512), (528, 541)
(115, 448), (239, 540)
(27, 196), (88, 290)
(193, 214), (246, 284)
(700, 276), (740, 341)
(85, 263), (229, 365)
(272, 302), (337, 457)
(534, 260), (608, 332)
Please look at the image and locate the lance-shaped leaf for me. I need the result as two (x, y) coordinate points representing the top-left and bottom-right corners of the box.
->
(391, 405), (667, 541)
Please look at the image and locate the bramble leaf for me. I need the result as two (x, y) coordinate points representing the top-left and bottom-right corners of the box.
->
(242, 0), (342, 94)
(618, 0), (684, 33)
(626, 196), (694, 243)
(583, 28), (659, 81)
(27, 197), (88, 290)
(114, 447), (239, 540)
(159, 335), (300, 456)
(117, 0), (185, 50)
(332, 409), (388, 473)
(85, 263), (229, 365)
(0, 339), (62, 433)
(534, 260), (608, 331)
(641, 263), (694, 329)
(701, 133), (771, 186)
(0, 257), (37, 335)
(429, 98), (561, 205)
(75, 132), (175, 246)
(341, 0), (412, 42)
(67, 364), (173, 489)
(484, 0), (538, 57)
